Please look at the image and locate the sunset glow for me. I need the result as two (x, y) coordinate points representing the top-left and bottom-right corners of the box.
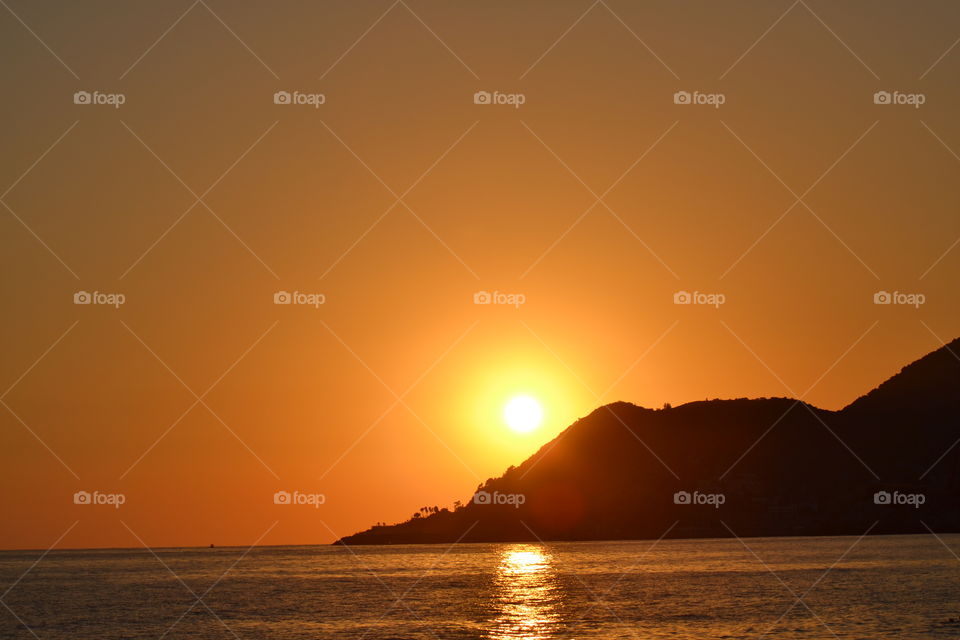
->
(504, 395), (543, 433)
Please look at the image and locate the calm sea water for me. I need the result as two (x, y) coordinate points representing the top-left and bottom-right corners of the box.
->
(2, 534), (959, 639)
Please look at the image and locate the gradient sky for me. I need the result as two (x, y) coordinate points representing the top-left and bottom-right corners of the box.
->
(2, 0), (959, 549)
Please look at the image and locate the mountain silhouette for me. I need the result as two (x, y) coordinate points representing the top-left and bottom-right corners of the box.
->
(336, 339), (960, 545)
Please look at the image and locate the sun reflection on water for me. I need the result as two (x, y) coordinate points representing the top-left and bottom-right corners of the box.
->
(486, 545), (564, 639)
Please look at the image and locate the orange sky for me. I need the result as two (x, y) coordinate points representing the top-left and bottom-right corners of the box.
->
(1, 0), (959, 549)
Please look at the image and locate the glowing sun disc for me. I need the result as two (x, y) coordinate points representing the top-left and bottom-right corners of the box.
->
(504, 395), (543, 433)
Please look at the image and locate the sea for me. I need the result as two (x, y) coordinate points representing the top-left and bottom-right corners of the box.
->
(1, 534), (959, 639)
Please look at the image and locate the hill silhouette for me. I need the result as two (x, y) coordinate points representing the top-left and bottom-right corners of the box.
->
(336, 339), (960, 545)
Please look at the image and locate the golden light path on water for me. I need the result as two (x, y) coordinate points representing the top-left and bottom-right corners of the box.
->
(486, 545), (563, 639)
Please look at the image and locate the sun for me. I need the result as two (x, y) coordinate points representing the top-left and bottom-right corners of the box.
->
(504, 395), (543, 433)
